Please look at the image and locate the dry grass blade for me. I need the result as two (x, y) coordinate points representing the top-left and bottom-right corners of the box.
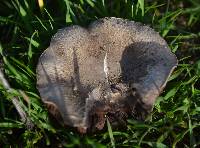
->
(0, 69), (33, 129)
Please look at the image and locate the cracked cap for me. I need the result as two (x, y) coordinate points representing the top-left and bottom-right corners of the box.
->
(36, 17), (177, 133)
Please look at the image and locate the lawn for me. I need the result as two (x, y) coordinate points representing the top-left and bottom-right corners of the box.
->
(0, 0), (200, 147)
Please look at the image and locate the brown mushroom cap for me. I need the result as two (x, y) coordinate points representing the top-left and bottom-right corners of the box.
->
(36, 17), (177, 132)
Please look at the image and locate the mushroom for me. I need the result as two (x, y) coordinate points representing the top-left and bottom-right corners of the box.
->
(36, 17), (177, 133)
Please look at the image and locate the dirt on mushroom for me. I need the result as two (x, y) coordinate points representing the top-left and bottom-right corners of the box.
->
(36, 17), (177, 133)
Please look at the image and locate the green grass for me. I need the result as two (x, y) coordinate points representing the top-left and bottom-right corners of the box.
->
(0, 0), (200, 147)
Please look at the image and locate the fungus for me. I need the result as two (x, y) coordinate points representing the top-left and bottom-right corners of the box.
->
(36, 17), (177, 133)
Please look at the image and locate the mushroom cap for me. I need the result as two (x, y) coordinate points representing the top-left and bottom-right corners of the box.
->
(36, 17), (177, 132)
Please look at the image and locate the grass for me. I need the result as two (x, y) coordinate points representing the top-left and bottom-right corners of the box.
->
(0, 0), (200, 147)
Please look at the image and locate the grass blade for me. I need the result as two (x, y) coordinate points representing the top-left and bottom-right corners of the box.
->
(106, 118), (115, 148)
